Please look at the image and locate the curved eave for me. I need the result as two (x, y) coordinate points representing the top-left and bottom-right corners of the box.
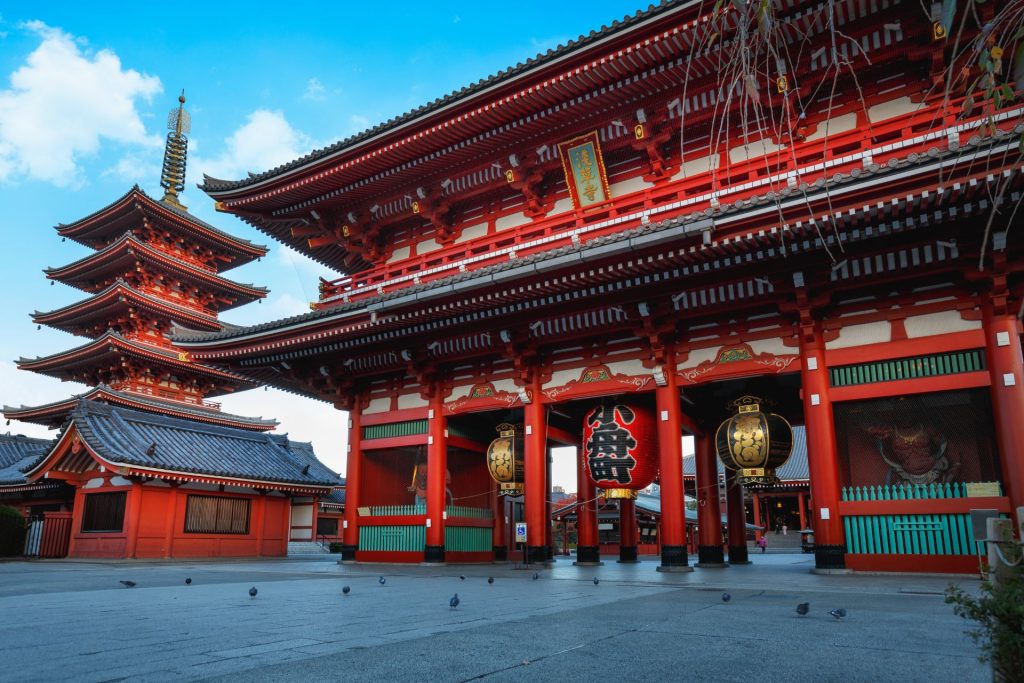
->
(32, 281), (222, 334)
(17, 333), (257, 390)
(200, 0), (704, 199)
(56, 186), (268, 265)
(44, 233), (269, 309)
(4, 387), (277, 432)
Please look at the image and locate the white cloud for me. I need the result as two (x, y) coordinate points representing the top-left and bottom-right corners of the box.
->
(347, 114), (370, 135)
(302, 77), (326, 101)
(0, 21), (162, 187)
(192, 109), (312, 182)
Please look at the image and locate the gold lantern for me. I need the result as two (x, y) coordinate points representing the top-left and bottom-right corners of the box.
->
(486, 423), (524, 495)
(715, 396), (793, 487)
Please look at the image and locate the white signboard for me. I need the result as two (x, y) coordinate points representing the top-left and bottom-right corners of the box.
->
(514, 522), (528, 543)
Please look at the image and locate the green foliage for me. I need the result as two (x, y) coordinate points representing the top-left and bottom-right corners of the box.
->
(328, 542), (344, 553)
(0, 505), (27, 557)
(945, 567), (1024, 682)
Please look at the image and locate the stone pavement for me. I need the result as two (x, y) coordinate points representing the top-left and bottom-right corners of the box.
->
(0, 554), (989, 682)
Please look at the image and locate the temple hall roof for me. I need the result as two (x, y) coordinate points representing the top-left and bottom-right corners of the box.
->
(0, 434), (54, 486)
(682, 426), (810, 482)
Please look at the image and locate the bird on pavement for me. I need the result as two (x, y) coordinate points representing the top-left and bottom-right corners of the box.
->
(185, 578), (192, 585)
(796, 602), (810, 616)
(342, 585), (351, 595)
(532, 572), (539, 580)
(829, 608), (846, 620)
(119, 580), (136, 588)
(379, 576), (386, 585)
(722, 592), (731, 602)
(459, 575), (465, 580)
(593, 577), (600, 585)
(249, 586), (258, 599)
(487, 577), (494, 584)
(450, 593), (460, 609)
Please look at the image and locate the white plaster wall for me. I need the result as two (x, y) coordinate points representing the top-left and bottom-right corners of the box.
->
(397, 392), (428, 410)
(550, 197), (574, 215)
(491, 378), (520, 394)
(83, 478), (105, 489)
(825, 321), (890, 350)
(290, 502), (313, 540)
(905, 311), (982, 337)
(672, 154), (720, 180)
(609, 176), (654, 196)
(677, 346), (719, 371)
(495, 212), (531, 231)
(364, 397), (391, 415)
(729, 138), (784, 164)
(386, 246), (410, 264)
(746, 338), (793, 356)
(107, 476), (132, 487)
(546, 368), (583, 388)
(605, 358), (649, 376)
(805, 112), (859, 141)
(868, 96), (919, 124)
(417, 238), (441, 254)
(455, 222), (488, 244)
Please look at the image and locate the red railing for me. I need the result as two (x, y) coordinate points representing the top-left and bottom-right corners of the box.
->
(39, 512), (72, 558)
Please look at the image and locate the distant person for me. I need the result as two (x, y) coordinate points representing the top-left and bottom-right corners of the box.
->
(782, 523), (788, 536)
(758, 536), (767, 553)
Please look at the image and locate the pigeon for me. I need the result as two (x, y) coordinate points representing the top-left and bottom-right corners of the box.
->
(449, 593), (460, 609)
(302, 464), (310, 475)
(532, 572), (539, 580)
(459, 575), (465, 580)
(145, 442), (156, 456)
(829, 608), (846, 620)
(342, 585), (350, 595)
(249, 586), (258, 599)
(593, 577), (600, 585)
(119, 580), (136, 588)
(722, 592), (731, 602)
(487, 577), (494, 584)
(379, 576), (386, 585)
(796, 602), (810, 616)
(185, 578), (192, 585)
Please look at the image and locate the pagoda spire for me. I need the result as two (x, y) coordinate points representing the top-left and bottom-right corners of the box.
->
(160, 90), (191, 210)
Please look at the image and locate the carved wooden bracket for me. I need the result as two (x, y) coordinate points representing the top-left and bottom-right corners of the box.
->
(506, 162), (552, 218)
(413, 188), (458, 246)
(631, 114), (678, 182)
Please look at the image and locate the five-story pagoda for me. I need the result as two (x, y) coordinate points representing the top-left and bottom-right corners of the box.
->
(5, 94), (275, 432)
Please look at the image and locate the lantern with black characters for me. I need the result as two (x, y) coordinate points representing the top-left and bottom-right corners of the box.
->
(582, 402), (658, 499)
(715, 396), (793, 487)
(486, 423), (524, 495)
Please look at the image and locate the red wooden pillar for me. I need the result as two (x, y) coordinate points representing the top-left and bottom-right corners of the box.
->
(800, 321), (847, 570)
(425, 391), (447, 564)
(490, 483), (507, 560)
(123, 481), (144, 559)
(253, 492), (266, 557)
(984, 309), (1024, 518)
(575, 443), (600, 565)
(797, 492), (807, 531)
(724, 468), (749, 564)
(163, 483), (180, 558)
(752, 493), (762, 543)
(524, 379), (547, 565)
(341, 400), (362, 563)
(310, 496), (320, 543)
(655, 365), (691, 571)
(67, 483), (84, 558)
(618, 498), (639, 563)
(695, 431), (726, 568)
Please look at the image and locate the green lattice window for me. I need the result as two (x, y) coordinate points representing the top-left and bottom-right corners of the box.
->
(829, 349), (985, 387)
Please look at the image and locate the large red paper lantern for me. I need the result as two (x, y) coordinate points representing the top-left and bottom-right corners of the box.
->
(582, 403), (658, 499)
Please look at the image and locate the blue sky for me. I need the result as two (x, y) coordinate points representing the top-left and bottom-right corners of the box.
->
(0, 1), (661, 487)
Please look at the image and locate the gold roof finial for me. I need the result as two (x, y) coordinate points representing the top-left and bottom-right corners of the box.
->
(160, 90), (191, 210)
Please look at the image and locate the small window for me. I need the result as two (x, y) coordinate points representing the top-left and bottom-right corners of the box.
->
(184, 495), (250, 535)
(316, 518), (338, 537)
(81, 492), (127, 533)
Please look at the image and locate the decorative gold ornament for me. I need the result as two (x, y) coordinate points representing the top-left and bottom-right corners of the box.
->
(715, 396), (793, 487)
(486, 423), (524, 495)
(634, 123), (645, 140)
(160, 91), (191, 210)
(932, 21), (947, 41)
(505, 169), (516, 184)
(776, 75), (789, 93)
(604, 488), (638, 500)
(412, 200), (420, 214)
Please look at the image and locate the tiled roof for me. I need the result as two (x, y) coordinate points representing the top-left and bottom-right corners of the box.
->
(321, 487), (346, 506)
(682, 426), (809, 481)
(58, 401), (339, 488)
(200, 1), (687, 193)
(0, 434), (54, 486)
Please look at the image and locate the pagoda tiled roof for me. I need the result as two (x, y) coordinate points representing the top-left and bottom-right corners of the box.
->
(682, 426), (810, 482)
(33, 280), (223, 335)
(4, 384), (277, 432)
(0, 434), (54, 486)
(21, 401), (339, 490)
(199, 1), (688, 195)
(56, 186), (268, 267)
(44, 232), (268, 310)
(17, 331), (257, 395)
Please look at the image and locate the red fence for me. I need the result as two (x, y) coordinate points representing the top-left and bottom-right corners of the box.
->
(39, 512), (72, 558)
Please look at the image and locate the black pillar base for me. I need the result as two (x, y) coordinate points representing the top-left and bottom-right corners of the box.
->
(339, 544), (357, 563)
(813, 544), (847, 570)
(574, 545), (602, 565)
(728, 544), (750, 564)
(618, 546), (639, 563)
(657, 544), (693, 572)
(492, 546), (507, 561)
(424, 545), (446, 564)
(696, 545), (727, 568)
(526, 545), (548, 565)
(546, 545), (555, 561)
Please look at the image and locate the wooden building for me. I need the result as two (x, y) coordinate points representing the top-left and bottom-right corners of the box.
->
(178, 1), (1023, 573)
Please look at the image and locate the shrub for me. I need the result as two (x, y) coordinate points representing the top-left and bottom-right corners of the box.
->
(328, 542), (344, 553)
(945, 567), (1024, 682)
(0, 505), (27, 557)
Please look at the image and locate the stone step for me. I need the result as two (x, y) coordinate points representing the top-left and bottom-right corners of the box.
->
(287, 542), (330, 556)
